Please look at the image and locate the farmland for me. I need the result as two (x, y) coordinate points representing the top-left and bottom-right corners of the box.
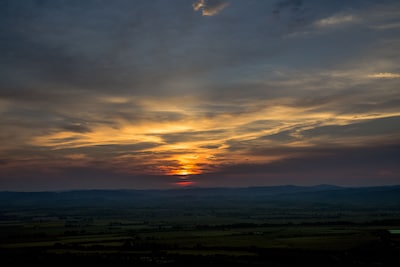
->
(1, 185), (400, 266)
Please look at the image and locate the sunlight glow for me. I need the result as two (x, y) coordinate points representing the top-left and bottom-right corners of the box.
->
(174, 180), (195, 187)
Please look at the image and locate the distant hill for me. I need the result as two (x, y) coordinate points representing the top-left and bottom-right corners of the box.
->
(1, 185), (399, 209)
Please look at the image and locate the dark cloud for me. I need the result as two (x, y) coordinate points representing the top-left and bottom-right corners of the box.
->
(62, 123), (92, 133)
(0, 166), (176, 191)
(1, 0), (394, 104)
(159, 130), (227, 144)
(259, 130), (296, 142)
(200, 144), (221, 149)
(227, 116), (400, 153)
(210, 144), (400, 185)
(48, 136), (82, 144)
(254, 116), (400, 145)
(0, 89), (90, 113)
(234, 120), (284, 135)
(0, 0), (202, 95)
(58, 143), (162, 156)
(302, 116), (400, 139)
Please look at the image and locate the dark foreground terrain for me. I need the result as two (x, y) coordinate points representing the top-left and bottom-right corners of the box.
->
(1, 185), (400, 266)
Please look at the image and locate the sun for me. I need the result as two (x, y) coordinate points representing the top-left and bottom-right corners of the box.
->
(175, 169), (190, 176)
(171, 167), (199, 177)
(163, 154), (205, 177)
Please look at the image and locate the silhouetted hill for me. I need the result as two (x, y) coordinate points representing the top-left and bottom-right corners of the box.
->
(1, 185), (399, 209)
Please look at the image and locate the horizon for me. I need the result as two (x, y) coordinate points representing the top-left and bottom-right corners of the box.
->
(2, 183), (400, 193)
(1, 0), (400, 190)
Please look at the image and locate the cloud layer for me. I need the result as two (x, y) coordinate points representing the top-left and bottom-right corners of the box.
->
(0, 0), (399, 190)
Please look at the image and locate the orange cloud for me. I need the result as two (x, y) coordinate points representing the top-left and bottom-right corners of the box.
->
(193, 0), (229, 16)
(368, 72), (400, 79)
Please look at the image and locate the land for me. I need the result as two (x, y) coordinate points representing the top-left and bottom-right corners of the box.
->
(1, 185), (400, 266)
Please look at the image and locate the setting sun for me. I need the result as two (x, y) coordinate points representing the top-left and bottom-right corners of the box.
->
(165, 153), (206, 177)
(170, 165), (201, 177)
(173, 170), (190, 176)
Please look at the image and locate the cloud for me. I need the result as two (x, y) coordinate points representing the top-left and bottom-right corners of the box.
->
(315, 14), (359, 27)
(300, 116), (400, 144)
(62, 123), (92, 133)
(192, 0), (229, 16)
(158, 129), (227, 144)
(372, 22), (400, 30)
(1, 0), (400, 189)
(368, 72), (400, 79)
(207, 144), (400, 186)
(192, 0), (206, 11)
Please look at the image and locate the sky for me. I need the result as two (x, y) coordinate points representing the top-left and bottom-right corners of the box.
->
(0, 0), (400, 190)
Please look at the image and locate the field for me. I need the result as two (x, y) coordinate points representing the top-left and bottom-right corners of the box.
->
(1, 186), (400, 266)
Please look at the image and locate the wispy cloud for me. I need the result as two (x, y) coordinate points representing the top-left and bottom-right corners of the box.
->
(315, 14), (359, 27)
(368, 72), (400, 79)
(193, 0), (229, 16)
(372, 22), (400, 30)
(192, 0), (206, 12)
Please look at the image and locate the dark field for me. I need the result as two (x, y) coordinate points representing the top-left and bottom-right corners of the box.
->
(1, 185), (400, 266)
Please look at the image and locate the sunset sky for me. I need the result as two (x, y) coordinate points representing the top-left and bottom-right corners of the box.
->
(1, 0), (400, 190)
